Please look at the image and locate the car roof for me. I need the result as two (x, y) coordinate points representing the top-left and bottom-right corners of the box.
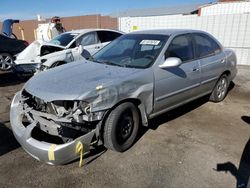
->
(64, 28), (124, 35)
(129, 29), (207, 36)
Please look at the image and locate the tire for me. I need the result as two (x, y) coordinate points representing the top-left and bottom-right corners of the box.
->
(0, 53), (14, 71)
(209, 74), (229, 102)
(103, 102), (140, 152)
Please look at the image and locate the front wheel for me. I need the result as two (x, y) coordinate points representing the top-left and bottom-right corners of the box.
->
(209, 74), (229, 102)
(103, 102), (140, 152)
(0, 53), (14, 71)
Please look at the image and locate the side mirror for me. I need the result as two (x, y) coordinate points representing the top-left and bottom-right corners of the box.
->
(159, 57), (182, 69)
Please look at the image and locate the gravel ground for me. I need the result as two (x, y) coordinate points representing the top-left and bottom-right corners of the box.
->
(0, 66), (249, 188)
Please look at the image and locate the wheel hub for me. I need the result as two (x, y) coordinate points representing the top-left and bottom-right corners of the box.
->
(117, 112), (134, 144)
(0, 54), (13, 70)
(217, 78), (227, 99)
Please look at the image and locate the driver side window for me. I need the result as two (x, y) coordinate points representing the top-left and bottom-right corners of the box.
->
(78, 32), (99, 46)
(165, 34), (194, 62)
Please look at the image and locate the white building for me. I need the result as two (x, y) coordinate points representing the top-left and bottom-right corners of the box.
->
(199, 0), (250, 16)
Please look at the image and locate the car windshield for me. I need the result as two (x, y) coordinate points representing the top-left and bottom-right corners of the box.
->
(92, 34), (168, 69)
(49, 33), (78, 47)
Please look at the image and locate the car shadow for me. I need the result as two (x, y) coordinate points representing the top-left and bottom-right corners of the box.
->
(0, 122), (20, 156)
(83, 146), (107, 165)
(215, 116), (250, 188)
(136, 95), (210, 143)
(0, 71), (29, 87)
(228, 81), (235, 93)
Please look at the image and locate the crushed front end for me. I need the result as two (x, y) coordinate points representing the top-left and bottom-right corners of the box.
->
(10, 90), (104, 165)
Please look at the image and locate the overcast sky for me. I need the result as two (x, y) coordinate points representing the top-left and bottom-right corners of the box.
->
(0, 0), (213, 21)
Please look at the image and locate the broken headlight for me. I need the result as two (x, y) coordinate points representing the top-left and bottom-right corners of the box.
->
(75, 101), (104, 122)
(79, 101), (91, 115)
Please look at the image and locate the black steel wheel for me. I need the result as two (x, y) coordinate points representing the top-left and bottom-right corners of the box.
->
(103, 102), (140, 152)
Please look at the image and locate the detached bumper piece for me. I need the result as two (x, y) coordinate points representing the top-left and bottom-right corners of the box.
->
(12, 64), (38, 76)
(10, 92), (100, 165)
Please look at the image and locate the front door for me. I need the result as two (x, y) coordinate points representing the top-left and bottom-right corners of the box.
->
(154, 34), (201, 113)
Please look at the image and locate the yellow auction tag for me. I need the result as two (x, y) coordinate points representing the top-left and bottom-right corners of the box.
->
(75, 141), (84, 167)
(132, 26), (138, 31)
(48, 144), (57, 161)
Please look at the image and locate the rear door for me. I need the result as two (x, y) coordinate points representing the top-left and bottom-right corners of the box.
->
(192, 33), (226, 94)
(154, 34), (201, 113)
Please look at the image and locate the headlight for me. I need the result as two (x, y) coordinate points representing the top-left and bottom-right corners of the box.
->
(52, 100), (91, 116)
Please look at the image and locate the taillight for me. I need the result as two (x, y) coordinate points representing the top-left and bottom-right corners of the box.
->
(24, 41), (29, 47)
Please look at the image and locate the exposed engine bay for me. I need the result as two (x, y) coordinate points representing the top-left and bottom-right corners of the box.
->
(21, 90), (103, 144)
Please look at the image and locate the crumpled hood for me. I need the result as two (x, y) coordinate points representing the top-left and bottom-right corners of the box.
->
(15, 40), (64, 63)
(24, 60), (143, 102)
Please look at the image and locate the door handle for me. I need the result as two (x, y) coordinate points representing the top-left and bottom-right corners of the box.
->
(95, 46), (101, 49)
(193, 67), (199, 72)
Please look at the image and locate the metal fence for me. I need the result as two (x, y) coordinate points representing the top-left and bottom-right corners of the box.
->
(119, 13), (250, 65)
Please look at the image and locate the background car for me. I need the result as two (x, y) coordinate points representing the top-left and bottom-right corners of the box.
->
(10, 29), (237, 165)
(0, 34), (29, 71)
(13, 29), (124, 75)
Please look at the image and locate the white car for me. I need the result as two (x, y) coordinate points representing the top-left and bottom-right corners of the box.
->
(13, 29), (124, 75)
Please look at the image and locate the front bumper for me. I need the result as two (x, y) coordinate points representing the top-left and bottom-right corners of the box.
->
(10, 92), (97, 165)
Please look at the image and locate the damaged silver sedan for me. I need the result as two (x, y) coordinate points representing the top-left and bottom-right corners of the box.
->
(10, 29), (237, 165)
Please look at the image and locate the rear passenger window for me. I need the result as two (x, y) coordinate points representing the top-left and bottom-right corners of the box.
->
(97, 31), (122, 43)
(165, 35), (194, 62)
(193, 33), (221, 58)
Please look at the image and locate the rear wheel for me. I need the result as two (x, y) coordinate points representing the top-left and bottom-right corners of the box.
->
(0, 53), (14, 71)
(209, 74), (229, 102)
(103, 102), (140, 152)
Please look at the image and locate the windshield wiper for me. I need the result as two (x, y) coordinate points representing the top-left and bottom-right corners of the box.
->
(102, 60), (122, 67)
(91, 59), (123, 67)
